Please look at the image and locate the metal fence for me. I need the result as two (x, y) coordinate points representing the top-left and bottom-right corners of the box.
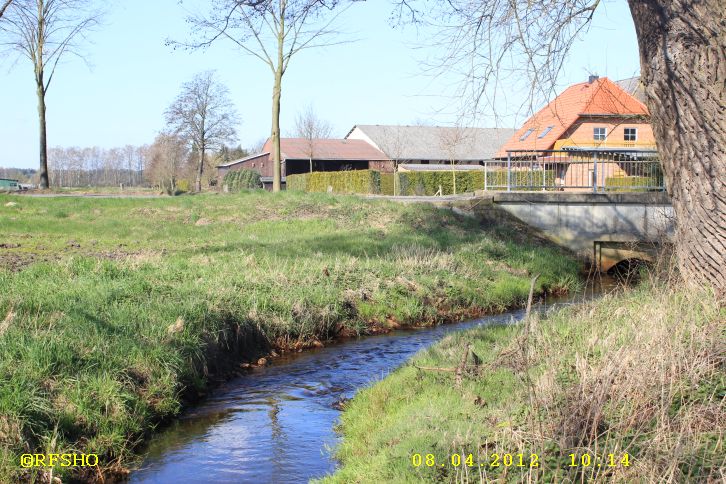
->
(481, 149), (664, 192)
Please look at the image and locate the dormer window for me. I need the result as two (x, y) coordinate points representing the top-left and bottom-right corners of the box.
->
(519, 128), (534, 141)
(594, 127), (607, 141)
(538, 126), (554, 139)
(624, 127), (637, 141)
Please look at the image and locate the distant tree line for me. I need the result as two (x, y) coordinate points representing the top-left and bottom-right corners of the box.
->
(38, 142), (250, 190)
(47, 145), (148, 188)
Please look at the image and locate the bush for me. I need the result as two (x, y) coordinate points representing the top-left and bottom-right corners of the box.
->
(380, 173), (395, 196)
(287, 173), (309, 192)
(290, 170), (380, 195)
(606, 176), (659, 191)
(223, 169), (262, 191)
(396, 170), (556, 195)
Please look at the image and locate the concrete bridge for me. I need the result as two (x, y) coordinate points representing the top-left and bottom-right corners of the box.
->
(374, 192), (674, 272)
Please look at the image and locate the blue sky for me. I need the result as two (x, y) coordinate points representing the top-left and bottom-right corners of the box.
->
(0, 0), (641, 169)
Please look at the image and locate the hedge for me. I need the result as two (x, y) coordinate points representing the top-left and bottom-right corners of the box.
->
(397, 170), (557, 195)
(223, 169), (262, 191)
(287, 170), (381, 195)
(287, 172), (309, 192)
(605, 176), (660, 192)
(380, 173), (395, 196)
(287, 169), (557, 196)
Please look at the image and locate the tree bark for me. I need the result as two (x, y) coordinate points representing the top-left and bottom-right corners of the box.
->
(628, 0), (726, 297)
(271, 69), (282, 192)
(196, 143), (205, 192)
(36, 82), (49, 189)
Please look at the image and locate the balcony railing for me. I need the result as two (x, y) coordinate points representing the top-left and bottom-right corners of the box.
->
(481, 149), (665, 192)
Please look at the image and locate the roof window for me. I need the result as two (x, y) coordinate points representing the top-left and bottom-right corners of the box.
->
(519, 128), (534, 141)
(538, 126), (554, 139)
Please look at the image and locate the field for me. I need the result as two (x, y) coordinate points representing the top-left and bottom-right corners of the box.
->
(0, 191), (580, 482)
(324, 279), (724, 483)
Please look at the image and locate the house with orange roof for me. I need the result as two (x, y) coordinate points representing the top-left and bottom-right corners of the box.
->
(496, 76), (659, 190)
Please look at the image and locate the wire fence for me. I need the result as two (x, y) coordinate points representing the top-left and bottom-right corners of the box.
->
(480, 149), (664, 192)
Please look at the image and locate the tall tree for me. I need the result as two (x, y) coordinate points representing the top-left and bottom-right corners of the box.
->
(165, 71), (239, 192)
(394, 0), (725, 295)
(0, 0), (99, 189)
(182, 0), (352, 192)
(293, 103), (333, 172)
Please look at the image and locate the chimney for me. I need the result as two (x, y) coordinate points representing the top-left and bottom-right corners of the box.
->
(588, 75), (599, 84)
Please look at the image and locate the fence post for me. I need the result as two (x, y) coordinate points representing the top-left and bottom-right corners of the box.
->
(592, 152), (598, 193)
(507, 153), (512, 192)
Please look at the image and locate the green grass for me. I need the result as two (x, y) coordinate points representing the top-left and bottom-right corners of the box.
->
(0, 191), (580, 482)
(323, 281), (724, 483)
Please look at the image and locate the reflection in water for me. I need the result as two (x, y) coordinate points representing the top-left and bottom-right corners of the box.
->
(129, 280), (614, 484)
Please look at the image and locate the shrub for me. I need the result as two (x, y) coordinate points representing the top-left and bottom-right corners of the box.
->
(606, 176), (659, 191)
(395, 170), (556, 195)
(287, 173), (309, 192)
(223, 169), (262, 191)
(380, 173), (395, 196)
(298, 170), (380, 195)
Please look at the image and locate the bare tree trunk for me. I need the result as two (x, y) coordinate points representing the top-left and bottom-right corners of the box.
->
(196, 143), (205, 192)
(271, 68), (283, 192)
(628, 0), (725, 296)
(37, 83), (49, 189)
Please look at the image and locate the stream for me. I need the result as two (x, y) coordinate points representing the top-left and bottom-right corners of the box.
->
(129, 279), (614, 484)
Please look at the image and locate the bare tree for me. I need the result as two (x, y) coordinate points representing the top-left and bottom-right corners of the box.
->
(0, 0), (99, 189)
(146, 133), (190, 194)
(293, 103), (333, 172)
(394, 0), (726, 295)
(438, 125), (472, 195)
(181, 0), (353, 192)
(375, 126), (406, 195)
(165, 71), (239, 192)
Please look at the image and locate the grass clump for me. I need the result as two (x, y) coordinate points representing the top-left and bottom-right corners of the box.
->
(0, 191), (579, 482)
(324, 278), (724, 483)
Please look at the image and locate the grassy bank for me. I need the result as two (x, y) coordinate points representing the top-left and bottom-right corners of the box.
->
(0, 191), (580, 482)
(324, 281), (724, 483)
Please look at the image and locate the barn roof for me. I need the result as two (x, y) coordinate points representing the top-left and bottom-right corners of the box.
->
(346, 124), (514, 161)
(262, 138), (389, 161)
(496, 77), (649, 156)
(346, 125), (515, 161)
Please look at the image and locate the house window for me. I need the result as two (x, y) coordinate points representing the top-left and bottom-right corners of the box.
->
(624, 127), (637, 141)
(593, 127), (607, 141)
(519, 128), (534, 141)
(538, 126), (554, 139)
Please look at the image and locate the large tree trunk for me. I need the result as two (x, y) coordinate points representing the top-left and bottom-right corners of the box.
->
(271, 69), (283, 192)
(37, 82), (49, 189)
(628, 0), (725, 297)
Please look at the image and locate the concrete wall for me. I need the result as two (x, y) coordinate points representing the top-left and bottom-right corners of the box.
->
(491, 192), (674, 269)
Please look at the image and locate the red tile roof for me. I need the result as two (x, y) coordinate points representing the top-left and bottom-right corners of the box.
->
(496, 77), (649, 156)
(262, 138), (389, 161)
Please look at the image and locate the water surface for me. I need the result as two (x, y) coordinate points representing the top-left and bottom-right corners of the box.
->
(130, 281), (612, 484)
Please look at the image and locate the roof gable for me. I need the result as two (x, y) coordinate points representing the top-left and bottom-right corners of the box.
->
(496, 77), (649, 156)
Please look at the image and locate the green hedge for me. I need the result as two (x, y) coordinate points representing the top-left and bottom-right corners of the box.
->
(287, 169), (557, 196)
(397, 170), (556, 195)
(287, 172), (309, 192)
(287, 170), (381, 194)
(380, 173), (395, 196)
(605, 176), (659, 191)
(223, 169), (262, 191)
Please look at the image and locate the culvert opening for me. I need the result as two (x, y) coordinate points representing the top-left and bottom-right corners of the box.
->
(608, 258), (650, 282)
